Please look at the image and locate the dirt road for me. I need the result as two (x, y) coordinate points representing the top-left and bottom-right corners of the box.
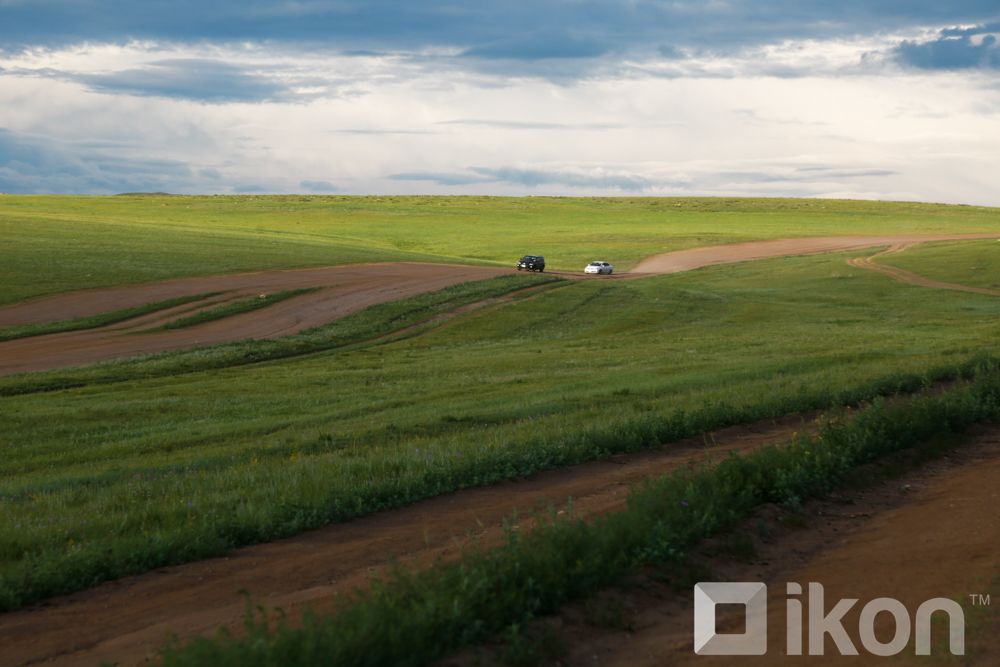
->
(630, 233), (1000, 274)
(0, 263), (510, 375)
(847, 243), (1000, 296)
(534, 423), (1000, 667)
(2, 233), (998, 376)
(4, 233), (1000, 664)
(0, 414), (816, 667)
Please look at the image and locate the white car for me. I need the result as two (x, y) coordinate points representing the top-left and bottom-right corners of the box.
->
(584, 261), (614, 275)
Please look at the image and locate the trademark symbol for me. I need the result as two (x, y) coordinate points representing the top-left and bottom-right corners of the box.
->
(969, 594), (991, 607)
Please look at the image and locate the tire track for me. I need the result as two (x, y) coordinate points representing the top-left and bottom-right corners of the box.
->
(847, 243), (1000, 296)
(3, 234), (999, 375)
(0, 412), (816, 667)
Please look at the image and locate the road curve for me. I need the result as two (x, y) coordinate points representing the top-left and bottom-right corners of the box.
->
(2, 234), (999, 376)
(629, 233), (1000, 274)
(847, 243), (1000, 296)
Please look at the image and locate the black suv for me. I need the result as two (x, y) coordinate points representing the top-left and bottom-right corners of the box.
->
(516, 255), (545, 272)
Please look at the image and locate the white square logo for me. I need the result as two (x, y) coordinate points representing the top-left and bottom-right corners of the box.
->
(694, 582), (768, 655)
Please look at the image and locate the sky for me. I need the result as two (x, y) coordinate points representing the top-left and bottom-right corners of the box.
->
(0, 1), (998, 204)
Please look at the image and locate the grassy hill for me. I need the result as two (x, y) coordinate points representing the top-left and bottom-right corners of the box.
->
(3, 231), (1000, 609)
(3, 195), (1000, 304)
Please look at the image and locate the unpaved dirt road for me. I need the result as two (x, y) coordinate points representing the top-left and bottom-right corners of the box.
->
(2, 233), (998, 376)
(0, 414), (816, 667)
(848, 243), (1000, 296)
(630, 233), (1000, 273)
(0, 263), (510, 375)
(530, 423), (1000, 667)
(4, 233), (1000, 665)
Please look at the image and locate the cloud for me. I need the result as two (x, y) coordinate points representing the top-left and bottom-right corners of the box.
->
(894, 23), (1000, 69)
(2, 5), (999, 204)
(391, 166), (654, 191)
(0, 53), (361, 104)
(798, 167), (896, 178)
(3, 2), (999, 71)
(715, 167), (896, 185)
(437, 119), (626, 130)
(330, 128), (439, 135)
(461, 32), (610, 61)
(76, 59), (287, 102)
(386, 161), (906, 197)
(388, 171), (492, 187)
(0, 127), (194, 193)
(299, 179), (338, 192)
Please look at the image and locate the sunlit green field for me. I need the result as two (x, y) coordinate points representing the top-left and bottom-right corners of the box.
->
(4, 195), (1000, 304)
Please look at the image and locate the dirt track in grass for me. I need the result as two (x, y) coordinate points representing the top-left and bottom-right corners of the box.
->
(629, 233), (1000, 274)
(0, 263), (511, 375)
(489, 422), (1000, 667)
(0, 413), (819, 667)
(3, 233), (1000, 665)
(847, 243), (1000, 297)
(2, 233), (998, 376)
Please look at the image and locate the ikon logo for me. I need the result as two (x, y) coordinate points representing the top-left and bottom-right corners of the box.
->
(694, 582), (965, 657)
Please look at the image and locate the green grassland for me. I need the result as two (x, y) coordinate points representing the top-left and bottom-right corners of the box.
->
(3, 237), (1000, 609)
(878, 239), (1000, 289)
(3, 195), (1000, 304)
(161, 373), (1000, 666)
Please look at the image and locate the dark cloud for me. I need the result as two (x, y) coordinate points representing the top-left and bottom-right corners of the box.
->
(299, 179), (339, 192)
(389, 171), (492, 187)
(232, 184), (276, 193)
(0, 127), (195, 193)
(657, 45), (685, 60)
(461, 32), (610, 61)
(2, 58), (357, 104)
(895, 23), (1000, 69)
(2, 1), (998, 69)
(78, 59), (287, 102)
(718, 168), (896, 184)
